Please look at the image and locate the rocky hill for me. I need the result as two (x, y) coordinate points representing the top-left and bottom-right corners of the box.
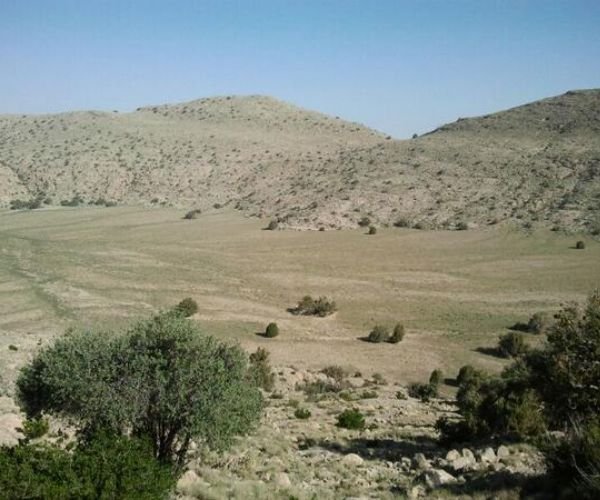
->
(1, 90), (599, 233)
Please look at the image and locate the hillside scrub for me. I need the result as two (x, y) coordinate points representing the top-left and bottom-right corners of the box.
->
(438, 292), (600, 498)
(16, 312), (263, 465)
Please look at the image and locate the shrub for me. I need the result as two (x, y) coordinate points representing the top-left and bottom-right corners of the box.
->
(175, 297), (198, 317)
(294, 407), (311, 419)
(336, 408), (366, 430)
(527, 311), (553, 334)
(358, 216), (371, 227)
(498, 332), (527, 358)
(248, 347), (275, 392)
(0, 432), (176, 499)
(266, 220), (279, 230)
(183, 209), (201, 220)
(264, 322), (279, 338)
(368, 225), (377, 235)
(367, 325), (389, 343)
(408, 382), (438, 402)
(291, 296), (337, 317)
(429, 369), (444, 387)
(21, 418), (49, 440)
(456, 364), (479, 386)
(393, 217), (411, 228)
(456, 221), (469, 230)
(389, 323), (405, 343)
(576, 240), (585, 249)
(298, 379), (345, 397)
(17, 313), (263, 465)
(321, 365), (347, 382)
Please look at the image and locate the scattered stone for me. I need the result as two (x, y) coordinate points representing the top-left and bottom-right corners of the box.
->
(446, 449), (460, 461)
(342, 453), (364, 466)
(408, 485), (426, 498)
(497, 445), (511, 459)
(274, 472), (291, 488)
(462, 448), (476, 462)
(177, 470), (203, 493)
(422, 468), (457, 488)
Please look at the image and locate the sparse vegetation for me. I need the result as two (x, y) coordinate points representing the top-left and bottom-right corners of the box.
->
(367, 324), (389, 343)
(248, 347), (275, 392)
(183, 208), (202, 220)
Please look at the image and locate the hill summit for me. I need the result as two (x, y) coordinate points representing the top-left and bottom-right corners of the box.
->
(1, 90), (599, 233)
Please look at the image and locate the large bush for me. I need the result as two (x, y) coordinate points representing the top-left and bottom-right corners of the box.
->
(17, 313), (263, 465)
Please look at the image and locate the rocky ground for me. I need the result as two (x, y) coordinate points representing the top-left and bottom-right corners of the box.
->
(176, 367), (547, 499)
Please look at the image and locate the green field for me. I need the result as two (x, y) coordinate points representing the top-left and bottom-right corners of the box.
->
(1, 206), (599, 389)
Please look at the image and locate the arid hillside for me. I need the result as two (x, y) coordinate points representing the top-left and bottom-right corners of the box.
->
(1, 90), (599, 232)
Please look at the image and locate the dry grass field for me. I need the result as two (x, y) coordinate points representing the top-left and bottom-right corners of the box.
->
(1, 206), (598, 391)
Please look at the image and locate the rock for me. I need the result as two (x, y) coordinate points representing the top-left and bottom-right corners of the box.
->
(342, 453), (364, 466)
(461, 448), (476, 462)
(274, 472), (291, 488)
(450, 456), (472, 471)
(478, 447), (496, 463)
(446, 449), (460, 461)
(176, 470), (205, 493)
(422, 468), (457, 488)
(0, 413), (23, 447)
(497, 445), (511, 459)
(408, 485), (426, 498)
(412, 453), (431, 470)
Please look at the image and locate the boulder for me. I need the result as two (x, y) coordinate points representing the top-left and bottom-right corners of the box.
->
(478, 447), (497, 463)
(422, 468), (457, 488)
(342, 453), (364, 467)
(445, 449), (460, 461)
(497, 445), (511, 459)
(412, 453), (431, 470)
(274, 472), (292, 488)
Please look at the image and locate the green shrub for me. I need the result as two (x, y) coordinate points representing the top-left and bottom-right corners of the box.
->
(336, 408), (366, 430)
(395, 390), (407, 400)
(408, 382), (438, 402)
(456, 364), (479, 386)
(266, 220), (279, 230)
(367, 325), (389, 343)
(21, 418), (49, 440)
(456, 221), (469, 231)
(429, 369), (444, 387)
(389, 323), (405, 343)
(393, 218), (411, 228)
(0, 432), (176, 499)
(291, 296), (337, 317)
(265, 322), (279, 338)
(294, 407), (311, 419)
(575, 240), (585, 249)
(297, 379), (344, 397)
(498, 332), (527, 358)
(248, 347), (275, 392)
(175, 297), (198, 317)
(359, 390), (378, 399)
(368, 225), (377, 235)
(17, 313), (263, 465)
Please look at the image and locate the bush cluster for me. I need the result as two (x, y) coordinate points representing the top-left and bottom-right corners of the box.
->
(175, 297), (198, 317)
(366, 323), (405, 343)
(437, 292), (600, 498)
(291, 295), (337, 317)
(264, 322), (279, 338)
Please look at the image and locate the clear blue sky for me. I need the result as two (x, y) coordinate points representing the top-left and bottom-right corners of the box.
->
(1, 0), (599, 138)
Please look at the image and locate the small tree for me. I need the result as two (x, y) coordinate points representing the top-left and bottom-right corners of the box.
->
(576, 240), (585, 250)
(336, 408), (366, 430)
(358, 216), (371, 227)
(264, 322), (279, 338)
(429, 369), (444, 387)
(175, 297), (198, 317)
(368, 226), (377, 235)
(17, 313), (263, 466)
(248, 347), (275, 391)
(266, 220), (278, 230)
(389, 323), (405, 343)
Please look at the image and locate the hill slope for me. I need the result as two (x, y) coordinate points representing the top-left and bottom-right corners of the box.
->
(1, 90), (599, 232)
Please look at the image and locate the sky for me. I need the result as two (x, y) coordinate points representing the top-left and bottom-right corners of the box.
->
(1, 1), (599, 138)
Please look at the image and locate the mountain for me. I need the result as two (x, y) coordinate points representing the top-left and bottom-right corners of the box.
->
(1, 90), (599, 233)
